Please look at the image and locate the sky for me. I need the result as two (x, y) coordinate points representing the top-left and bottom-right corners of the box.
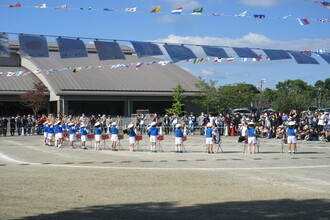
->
(1, 0), (330, 89)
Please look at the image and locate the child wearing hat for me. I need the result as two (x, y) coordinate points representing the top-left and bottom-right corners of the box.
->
(127, 124), (136, 152)
(247, 122), (257, 154)
(94, 122), (102, 150)
(110, 120), (120, 151)
(286, 121), (297, 154)
(148, 122), (158, 152)
(54, 120), (64, 148)
(68, 122), (76, 149)
(47, 122), (55, 146)
(80, 124), (88, 150)
(175, 124), (184, 153)
(205, 123), (215, 153)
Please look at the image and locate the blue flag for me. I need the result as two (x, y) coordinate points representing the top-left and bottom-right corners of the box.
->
(57, 38), (88, 59)
(19, 35), (49, 58)
(0, 33), (10, 57)
(94, 41), (125, 60)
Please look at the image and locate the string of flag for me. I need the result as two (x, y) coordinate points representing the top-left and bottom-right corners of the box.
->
(2, 2), (330, 25)
(1, 32), (330, 71)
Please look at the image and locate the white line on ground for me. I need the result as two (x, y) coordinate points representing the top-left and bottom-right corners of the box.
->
(1, 151), (330, 171)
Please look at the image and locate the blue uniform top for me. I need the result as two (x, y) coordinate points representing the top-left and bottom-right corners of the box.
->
(48, 126), (55, 134)
(286, 127), (297, 136)
(247, 128), (256, 137)
(54, 125), (63, 133)
(111, 126), (119, 135)
(128, 128), (136, 137)
(175, 129), (183, 138)
(94, 127), (102, 135)
(149, 126), (158, 136)
(43, 125), (48, 133)
(80, 128), (87, 135)
(205, 128), (213, 138)
(68, 126), (75, 135)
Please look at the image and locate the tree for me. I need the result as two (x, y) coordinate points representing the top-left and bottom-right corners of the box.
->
(166, 84), (186, 115)
(314, 78), (330, 108)
(193, 78), (218, 113)
(20, 82), (48, 115)
(272, 90), (311, 112)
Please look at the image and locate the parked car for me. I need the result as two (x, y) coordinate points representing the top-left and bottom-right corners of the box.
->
(232, 108), (252, 116)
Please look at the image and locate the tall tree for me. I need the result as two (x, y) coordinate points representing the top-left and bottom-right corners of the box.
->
(20, 82), (48, 115)
(166, 84), (186, 115)
(193, 78), (219, 113)
(314, 78), (330, 108)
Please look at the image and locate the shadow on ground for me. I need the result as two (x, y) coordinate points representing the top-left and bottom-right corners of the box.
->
(21, 199), (330, 220)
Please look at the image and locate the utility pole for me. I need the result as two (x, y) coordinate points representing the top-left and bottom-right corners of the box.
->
(259, 79), (266, 91)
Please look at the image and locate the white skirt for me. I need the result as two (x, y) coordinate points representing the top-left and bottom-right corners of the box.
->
(47, 133), (54, 140)
(69, 134), (75, 141)
(175, 137), (183, 145)
(248, 137), (257, 144)
(129, 137), (136, 144)
(111, 134), (118, 142)
(205, 137), (213, 145)
(149, 135), (157, 143)
(81, 135), (87, 142)
(95, 134), (101, 142)
(287, 136), (297, 144)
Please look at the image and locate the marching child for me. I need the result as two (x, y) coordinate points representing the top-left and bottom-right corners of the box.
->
(127, 124), (136, 152)
(247, 122), (257, 154)
(148, 122), (158, 152)
(80, 124), (88, 150)
(110, 121), (120, 151)
(47, 122), (55, 146)
(205, 123), (215, 154)
(94, 122), (102, 150)
(68, 122), (76, 149)
(43, 121), (49, 146)
(286, 121), (298, 154)
(175, 124), (183, 153)
(54, 120), (64, 148)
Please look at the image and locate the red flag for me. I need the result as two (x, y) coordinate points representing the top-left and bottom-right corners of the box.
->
(9, 3), (21, 8)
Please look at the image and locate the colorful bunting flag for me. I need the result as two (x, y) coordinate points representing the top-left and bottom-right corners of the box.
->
(125, 7), (136, 12)
(73, 67), (82, 72)
(6, 72), (14, 77)
(212, 13), (224, 16)
(171, 8), (183, 14)
(103, 8), (114, 12)
(9, 3), (21, 8)
(56, 4), (68, 9)
(135, 62), (143, 70)
(235, 11), (247, 17)
(254, 15), (266, 19)
(318, 18), (330, 22)
(192, 8), (203, 15)
(15, 71), (23, 76)
(35, 3), (46, 8)
(283, 15), (292, 19)
(214, 58), (222, 62)
(227, 56), (236, 62)
(0, 72), (3, 75)
(303, 50), (312, 56)
(297, 18), (310, 25)
(193, 58), (200, 64)
(159, 61), (170, 66)
(317, 49), (326, 54)
(241, 57), (248, 62)
(151, 6), (160, 13)
(252, 54), (263, 62)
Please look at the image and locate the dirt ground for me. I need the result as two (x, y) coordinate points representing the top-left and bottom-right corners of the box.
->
(0, 135), (329, 219)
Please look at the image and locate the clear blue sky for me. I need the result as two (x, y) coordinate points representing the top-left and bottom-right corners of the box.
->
(1, 0), (330, 89)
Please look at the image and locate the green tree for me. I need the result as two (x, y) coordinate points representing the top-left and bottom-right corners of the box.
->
(254, 88), (276, 109)
(314, 78), (330, 108)
(193, 78), (218, 113)
(272, 90), (311, 112)
(166, 84), (186, 115)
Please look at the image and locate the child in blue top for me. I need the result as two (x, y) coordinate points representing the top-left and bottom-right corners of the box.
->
(148, 122), (158, 152)
(127, 124), (136, 152)
(54, 121), (64, 148)
(110, 120), (120, 151)
(247, 122), (257, 154)
(68, 123), (76, 148)
(94, 122), (102, 150)
(47, 122), (55, 146)
(286, 121), (297, 154)
(80, 124), (88, 150)
(205, 123), (215, 154)
(175, 124), (184, 153)
(43, 122), (49, 146)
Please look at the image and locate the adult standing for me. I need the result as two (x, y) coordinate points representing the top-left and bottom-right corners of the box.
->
(163, 115), (171, 135)
(10, 117), (16, 136)
(188, 113), (196, 135)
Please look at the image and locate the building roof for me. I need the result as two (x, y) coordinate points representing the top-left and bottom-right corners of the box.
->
(28, 52), (200, 96)
(0, 67), (42, 95)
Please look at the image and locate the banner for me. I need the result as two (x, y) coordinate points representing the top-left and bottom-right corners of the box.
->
(262, 49), (292, 60)
(130, 41), (163, 58)
(201, 46), (229, 58)
(57, 38), (88, 58)
(288, 51), (319, 64)
(19, 35), (49, 58)
(94, 41), (125, 60)
(232, 47), (261, 59)
(163, 44), (197, 62)
(0, 33), (10, 57)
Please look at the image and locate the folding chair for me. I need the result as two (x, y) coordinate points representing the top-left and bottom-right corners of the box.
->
(182, 136), (187, 152)
(117, 134), (124, 150)
(135, 135), (143, 151)
(156, 135), (164, 152)
(87, 134), (94, 149)
(281, 138), (286, 154)
(216, 139), (223, 153)
(102, 134), (109, 150)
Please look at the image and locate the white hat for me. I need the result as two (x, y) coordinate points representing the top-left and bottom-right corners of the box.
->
(248, 122), (255, 125)
(95, 122), (101, 127)
(111, 122), (117, 126)
(288, 121), (295, 126)
(43, 121), (48, 125)
(151, 122), (157, 126)
(207, 123), (213, 128)
(68, 122), (74, 126)
(176, 124), (181, 128)
(80, 124), (86, 128)
(128, 124), (134, 129)
(55, 121), (61, 125)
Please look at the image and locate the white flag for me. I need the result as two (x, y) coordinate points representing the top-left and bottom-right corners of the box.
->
(125, 7), (136, 12)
